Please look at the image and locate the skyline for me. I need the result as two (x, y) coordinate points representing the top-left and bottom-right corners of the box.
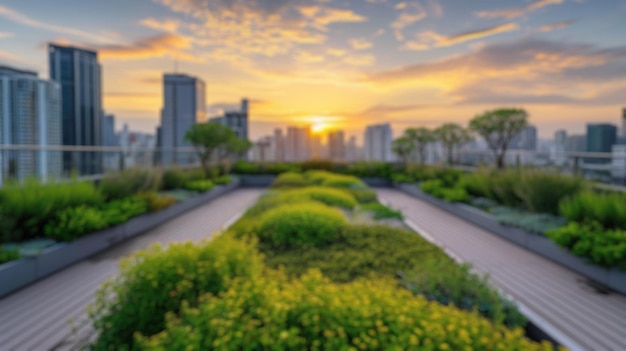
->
(1, 0), (625, 141)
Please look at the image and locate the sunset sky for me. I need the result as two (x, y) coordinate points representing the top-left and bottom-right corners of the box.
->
(1, 0), (625, 142)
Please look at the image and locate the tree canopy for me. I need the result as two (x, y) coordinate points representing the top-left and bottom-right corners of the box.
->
(185, 122), (250, 177)
(435, 123), (473, 166)
(470, 108), (528, 169)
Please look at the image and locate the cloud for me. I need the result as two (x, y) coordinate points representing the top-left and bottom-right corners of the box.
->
(349, 38), (373, 50)
(0, 50), (19, 61)
(427, 0), (444, 17)
(140, 18), (181, 33)
(475, 0), (565, 20)
(540, 19), (578, 32)
(0, 4), (115, 44)
(294, 51), (325, 63)
(342, 54), (376, 66)
(94, 33), (200, 62)
(327, 48), (347, 57)
(391, 2), (427, 41)
(0, 32), (13, 39)
(403, 23), (519, 50)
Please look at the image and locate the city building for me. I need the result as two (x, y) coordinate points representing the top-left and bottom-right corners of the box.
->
(510, 125), (538, 151)
(49, 44), (102, 175)
(328, 130), (346, 162)
(346, 136), (362, 162)
(159, 73), (206, 165)
(209, 99), (249, 140)
(118, 124), (156, 168)
(622, 108), (626, 139)
(285, 126), (311, 162)
(273, 128), (285, 162)
(586, 123), (617, 164)
(0, 65), (62, 184)
(552, 129), (567, 166)
(565, 134), (586, 153)
(310, 134), (324, 160)
(364, 123), (393, 162)
(611, 144), (626, 185)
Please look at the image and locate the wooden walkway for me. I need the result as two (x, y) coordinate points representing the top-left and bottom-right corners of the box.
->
(378, 188), (626, 351)
(0, 189), (262, 351)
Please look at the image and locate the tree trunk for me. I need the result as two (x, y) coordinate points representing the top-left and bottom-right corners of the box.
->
(496, 153), (505, 170)
(447, 147), (454, 166)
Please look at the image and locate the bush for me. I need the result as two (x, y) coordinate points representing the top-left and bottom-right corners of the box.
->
(290, 187), (357, 209)
(232, 161), (300, 175)
(442, 187), (470, 203)
(256, 203), (347, 250)
(420, 179), (446, 198)
(89, 236), (262, 349)
(361, 203), (403, 220)
(136, 193), (177, 213)
(560, 191), (626, 229)
(516, 170), (585, 214)
(391, 173), (415, 183)
(99, 169), (160, 201)
(547, 222), (626, 269)
(344, 188), (378, 204)
(0, 179), (104, 243)
(491, 206), (567, 235)
(213, 175), (232, 185)
(420, 180), (469, 203)
(160, 169), (187, 191)
(342, 161), (394, 179)
(44, 206), (109, 242)
(101, 197), (149, 226)
(0, 247), (20, 264)
(490, 171), (523, 207)
(271, 172), (308, 188)
(184, 180), (214, 192)
(137, 270), (549, 351)
(459, 170), (493, 198)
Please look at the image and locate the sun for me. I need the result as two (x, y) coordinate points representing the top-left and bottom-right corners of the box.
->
(311, 122), (328, 134)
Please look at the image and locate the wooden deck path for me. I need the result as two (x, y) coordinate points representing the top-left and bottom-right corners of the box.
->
(378, 188), (626, 351)
(0, 189), (262, 351)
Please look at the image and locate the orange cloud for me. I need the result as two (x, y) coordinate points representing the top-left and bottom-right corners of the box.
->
(349, 38), (373, 50)
(540, 19), (577, 32)
(295, 51), (325, 63)
(403, 23), (519, 50)
(97, 34), (199, 62)
(140, 18), (180, 33)
(342, 54), (376, 67)
(391, 2), (427, 41)
(475, 0), (565, 19)
(0, 32), (13, 39)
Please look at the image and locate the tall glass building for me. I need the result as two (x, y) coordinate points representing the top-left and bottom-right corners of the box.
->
(49, 44), (102, 175)
(0, 65), (62, 184)
(586, 123), (617, 164)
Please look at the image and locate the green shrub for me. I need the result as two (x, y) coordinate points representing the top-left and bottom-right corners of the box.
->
(290, 187), (357, 209)
(89, 236), (262, 349)
(361, 203), (403, 220)
(44, 206), (109, 242)
(560, 191), (626, 229)
(256, 203), (347, 250)
(213, 175), (232, 185)
(160, 169), (187, 191)
(299, 160), (335, 171)
(516, 170), (585, 214)
(102, 196), (149, 226)
(0, 179), (103, 243)
(459, 170), (493, 198)
(344, 188), (378, 204)
(184, 180), (214, 192)
(547, 222), (626, 269)
(490, 171), (523, 207)
(322, 174), (365, 188)
(233, 161), (300, 175)
(401, 260), (526, 328)
(442, 187), (470, 203)
(420, 179), (446, 198)
(137, 270), (550, 351)
(391, 173), (415, 183)
(342, 161), (394, 179)
(491, 206), (567, 235)
(271, 172), (308, 188)
(99, 169), (160, 201)
(0, 247), (20, 264)
(136, 193), (177, 213)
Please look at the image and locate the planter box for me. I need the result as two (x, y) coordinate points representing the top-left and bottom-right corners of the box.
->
(0, 180), (241, 298)
(360, 177), (392, 187)
(394, 182), (626, 295)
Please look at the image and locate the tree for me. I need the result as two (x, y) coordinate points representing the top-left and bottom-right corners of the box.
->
(392, 136), (414, 169)
(405, 127), (435, 164)
(435, 123), (473, 166)
(185, 122), (234, 178)
(470, 108), (528, 169)
(218, 136), (252, 175)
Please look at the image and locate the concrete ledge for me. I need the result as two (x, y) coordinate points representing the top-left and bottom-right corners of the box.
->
(394, 182), (626, 295)
(0, 180), (241, 298)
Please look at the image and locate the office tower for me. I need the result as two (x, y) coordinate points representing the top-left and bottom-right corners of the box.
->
(210, 98), (249, 140)
(0, 65), (62, 184)
(49, 44), (102, 175)
(310, 134), (323, 159)
(274, 128), (284, 162)
(364, 123), (393, 162)
(328, 130), (346, 162)
(103, 114), (116, 147)
(285, 126), (311, 162)
(160, 73), (206, 165)
(510, 125), (538, 151)
(553, 129), (567, 165)
(346, 135), (361, 162)
(565, 135), (586, 153)
(586, 124), (617, 164)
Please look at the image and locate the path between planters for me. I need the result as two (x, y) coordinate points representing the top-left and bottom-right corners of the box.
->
(377, 188), (626, 351)
(0, 188), (263, 351)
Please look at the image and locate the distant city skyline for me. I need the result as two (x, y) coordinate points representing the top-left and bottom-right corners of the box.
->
(1, 1), (624, 141)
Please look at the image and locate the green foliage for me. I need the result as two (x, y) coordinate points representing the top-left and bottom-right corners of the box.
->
(306, 171), (365, 188)
(0, 247), (20, 264)
(469, 197), (499, 211)
(360, 203), (403, 220)
(256, 203), (347, 250)
(459, 170), (494, 198)
(491, 206), (567, 235)
(232, 161), (301, 175)
(401, 260), (526, 328)
(391, 136), (414, 165)
(271, 172), (308, 188)
(183, 180), (215, 192)
(391, 173), (415, 183)
(299, 160), (336, 171)
(90, 236), (262, 350)
(405, 127), (436, 164)
(341, 162), (394, 179)
(469, 108), (528, 169)
(547, 222), (626, 269)
(136, 192), (177, 213)
(185, 122), (237, 178)
(435, 123), (474, 165)
(99, 169), (159, 201)
(516, 170), (585, 215)
(160, 169), (187, 191)
(489, 171), (523, 207)
(213, 175), (232, 185)
(343, 188), (377, 204)
(0, 179), (104, 243)
(560, 191), (626, 229)
(137, 270), (549, 351)
(289, 187), (358, 209)
(420, 180), (469, 203)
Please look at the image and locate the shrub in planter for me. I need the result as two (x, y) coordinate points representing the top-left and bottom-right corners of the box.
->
(136, 192), (177, 213)
(44, 206), (109, 242)
(459, 170), (493, 198)
(89, 236), (262, 349)
(101, 196), (149, 226)
(420, 179), (446, 198)
(288, 187), (357, 209)
(213, 175), (232, 185)
(0, 247), (20, 264)
(391, 173), (415, 183)
(547, 222), (626, 269)
(271, 172), (308, 188)
(184, 180), (214, 192)
(361, 203), (403, 220)
(0, 179), (103, 243)
(256, 203), (347, 250)
(137, 270), (551, 351)
(345, 188), (378, 204)
(516, 170), (585, 215)
(490, 171), (523, 207)
(322, 174), (365, 188)
(160, 169), (187, 191)
(99, 169), (160, 201)
(442, 187), (470, 203)
(343, 161), (394, 179)
(560, 191), (626, 229)
(491, 206), (567, 235)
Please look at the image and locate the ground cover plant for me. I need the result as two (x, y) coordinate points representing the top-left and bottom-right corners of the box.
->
(88, 171), (554, 350)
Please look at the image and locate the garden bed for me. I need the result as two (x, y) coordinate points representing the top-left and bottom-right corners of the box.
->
(394, 182), (626, 295)
(0, 180), (240, 298)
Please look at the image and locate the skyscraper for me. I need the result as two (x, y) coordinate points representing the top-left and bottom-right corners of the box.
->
(0, 65), (62, 184)
(364, 123), (393, 162)
(328, 130), (346, 162)
(285, 126), (311, 162)
(274, 128), (285, 162)
(553, 129), (567, 165)
(49, 44), (102, 175)
(586, 123), (617, 164)
(510, 125), (538, 151)
(160, 73), (206, 165)
(210, 98), (249, 140)
(103, 114), (116, 147)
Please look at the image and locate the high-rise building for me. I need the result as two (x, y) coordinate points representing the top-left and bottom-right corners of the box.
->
(285, 126), (311, 162)
(553, 129), (567, 165)
(0, 65), (62, 184)
(310, 134), (323, 159)
(328, 130), (346, 162)
(586, 123), (617, 164)
(49, 44), (102, 175)
(160, 73), (206, 165)
(364, 123), (393, 162)
(103, 114), (116, 147)
(510, 125), (537, 151)
(273, 128), (284, 162)
(346, 136), (361, 162)
(210, 98), (249, 140)
(565, 134), (586, 153)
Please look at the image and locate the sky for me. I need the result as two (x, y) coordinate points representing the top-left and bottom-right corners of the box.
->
(1, 0), (625, 143)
